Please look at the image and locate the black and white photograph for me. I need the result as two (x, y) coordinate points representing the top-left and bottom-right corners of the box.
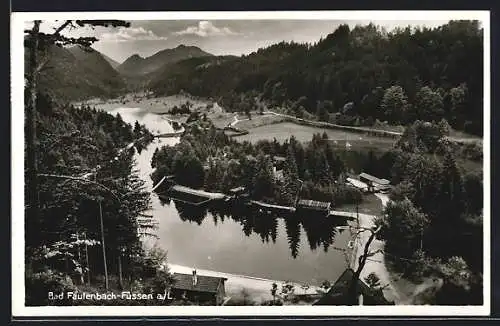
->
(11, 10), (490, 316)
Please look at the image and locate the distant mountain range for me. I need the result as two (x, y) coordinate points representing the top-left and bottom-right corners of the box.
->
(33, 44), (214, 101)
(117, 45), (213, 77)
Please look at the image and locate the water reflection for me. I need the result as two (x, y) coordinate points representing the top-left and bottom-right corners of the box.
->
(159, 195), (348, 260)
(175, 201), (208, 225)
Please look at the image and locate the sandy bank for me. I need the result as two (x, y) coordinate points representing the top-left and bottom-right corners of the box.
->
(168, 264), (324, 305)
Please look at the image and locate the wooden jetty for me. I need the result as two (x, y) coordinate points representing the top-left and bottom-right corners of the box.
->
(165, 184), (227, 206)
(161, 180), (363, 220)
(249, 200), (357, 220)
(328, 210), (358, 220)
(250, 200), (296, 213)
(170, 185), (226, 200)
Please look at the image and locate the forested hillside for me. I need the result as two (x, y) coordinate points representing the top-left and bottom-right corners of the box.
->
(148, 21), (483, 135)
(100, 52), (121, 69)
(31, 45), (126, 102)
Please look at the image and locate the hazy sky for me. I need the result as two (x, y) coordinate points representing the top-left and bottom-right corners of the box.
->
(32, 19), (452, 63)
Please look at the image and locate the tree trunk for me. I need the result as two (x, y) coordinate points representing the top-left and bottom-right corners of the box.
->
(98, 200), (109, 290)
(118, 253), (123, 290)
(84, 231), (91, 285)
(348, 229), (378, 305)
(26, 20), (40, 249)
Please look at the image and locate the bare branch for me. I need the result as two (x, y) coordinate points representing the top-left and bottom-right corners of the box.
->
(53, 20), (72, 36)
(35, 55), (51, 74)
(75, 20), (131, 28)
(37, 173), (121, 202)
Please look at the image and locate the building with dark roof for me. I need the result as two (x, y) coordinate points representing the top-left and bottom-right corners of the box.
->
(229, 186), (247, 195)
(272, 156), (287, 170)
(313, 268), (394, 305)
(170, 270), (228, 305)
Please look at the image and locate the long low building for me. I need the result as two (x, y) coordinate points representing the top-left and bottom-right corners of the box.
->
(358, 172), (392, 193)
(296, 199), (331, 215)
(346, 177), (369, 192)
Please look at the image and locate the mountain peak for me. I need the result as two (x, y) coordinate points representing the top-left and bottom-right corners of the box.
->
(117, 46), (213, 76)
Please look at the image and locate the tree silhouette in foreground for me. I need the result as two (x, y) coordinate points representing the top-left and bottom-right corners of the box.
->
(25, 20), (130, 248)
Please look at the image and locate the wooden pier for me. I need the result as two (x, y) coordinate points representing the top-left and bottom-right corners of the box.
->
(164, 184), (227, 206)
(328, 210), (358, 220)
(170, 185), (226, 200)
(250, 200), (296, 213)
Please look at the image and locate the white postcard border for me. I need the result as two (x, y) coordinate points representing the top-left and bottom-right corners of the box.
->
(11, 10), (491, 317)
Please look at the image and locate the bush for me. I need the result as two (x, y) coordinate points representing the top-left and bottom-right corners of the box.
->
(460, 142), (483, 161)
(300, 182), (362, 207)
(26, 270), (75, 306)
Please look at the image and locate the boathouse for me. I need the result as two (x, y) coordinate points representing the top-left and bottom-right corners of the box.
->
(170, 270), (227, 306)
(296, 199), (331, 215)
(313, 268), (393, 305)
(228, 186), (250, 202)
(229, 186), (248, 197)
(359, 173), (391, 193)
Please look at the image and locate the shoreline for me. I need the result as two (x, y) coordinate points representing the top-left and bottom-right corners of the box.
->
(82, 94), (481, 145)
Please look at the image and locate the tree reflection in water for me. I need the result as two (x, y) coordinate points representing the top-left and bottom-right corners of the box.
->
(173, 201), (208, 225)
(284, 215), (301, 259)
(157, 197), (349, 259)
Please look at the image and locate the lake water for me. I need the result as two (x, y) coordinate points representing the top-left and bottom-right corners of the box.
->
(106, 107), (355, 285)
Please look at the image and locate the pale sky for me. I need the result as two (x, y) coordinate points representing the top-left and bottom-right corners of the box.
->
(30, 19), (453, 63)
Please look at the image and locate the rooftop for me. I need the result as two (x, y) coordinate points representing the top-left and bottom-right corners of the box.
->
(313, 269), (393, 305)
(359, 173), (390, 185)
(172, 272), (227, 294)
(297, 199), (331, 211)
(272, 156), (287, 162)
(229, 186), (247, 194)
(346, 177), (369, 190)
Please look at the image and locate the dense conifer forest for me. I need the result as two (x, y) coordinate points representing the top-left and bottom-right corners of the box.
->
(148, 21), (483, 135)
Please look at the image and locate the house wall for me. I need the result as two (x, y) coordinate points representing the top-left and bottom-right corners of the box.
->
(170, 288), (217, 305)
(216, 281), (226, 305)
